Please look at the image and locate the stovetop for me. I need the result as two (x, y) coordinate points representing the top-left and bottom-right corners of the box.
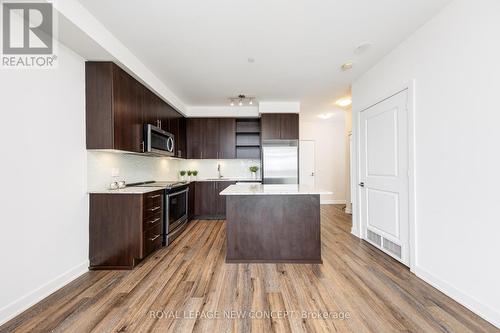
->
(127, 181), (188, 190)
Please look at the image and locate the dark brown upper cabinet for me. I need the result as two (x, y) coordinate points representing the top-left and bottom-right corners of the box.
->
(186, 118), (236, 159)
(202, 118), (220, 159)
(218, 118), (236, 159)
(86, 61), (187, 157)
(86, 62), (143, 153)
(186, 118), (203, 159)
(261, 113), (299, 140)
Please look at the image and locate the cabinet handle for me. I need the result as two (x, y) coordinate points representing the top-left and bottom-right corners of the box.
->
(140, 141), (145, 153)
(149, 206), (161, 212)
(147, 218), (160, 224)
(149, 194), (161, 199)
(149, 234), (161, 241)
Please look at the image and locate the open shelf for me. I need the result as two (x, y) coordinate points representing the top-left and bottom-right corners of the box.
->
(236, 146), (261, 159)
(236, 119), (261, 133)
(236, 133), (260, 146)
(235, 118), (261, 159)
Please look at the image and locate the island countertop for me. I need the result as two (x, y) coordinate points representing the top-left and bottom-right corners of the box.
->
(219, 183), (332, 196)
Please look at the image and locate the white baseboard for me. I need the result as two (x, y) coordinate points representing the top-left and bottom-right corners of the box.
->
(414, 266), (500, 329)
(0, 261), (89, 326)
(321, 199), (346, 205)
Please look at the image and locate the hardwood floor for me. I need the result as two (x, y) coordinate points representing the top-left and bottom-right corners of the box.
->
(1, 205), (497, 333)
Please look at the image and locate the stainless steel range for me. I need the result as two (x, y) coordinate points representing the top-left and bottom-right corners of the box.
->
(129, 181), (189, 246)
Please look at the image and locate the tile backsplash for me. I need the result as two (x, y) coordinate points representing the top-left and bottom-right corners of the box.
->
(179, 159), (261, 180)
(87, 151), (180, 191)
(87, 151), (261, 191)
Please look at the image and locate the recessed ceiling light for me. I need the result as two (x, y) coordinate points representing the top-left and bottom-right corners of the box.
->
(354, 42), (372, 55)
(341, 61), (354, 71)
(335, 97), (352, 107)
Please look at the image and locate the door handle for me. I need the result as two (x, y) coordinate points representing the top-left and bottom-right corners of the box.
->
(359, 182), (365, 188)
(310, 172), (315, 176)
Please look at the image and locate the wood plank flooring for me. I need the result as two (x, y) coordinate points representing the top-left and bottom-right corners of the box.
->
(1, 205), (497, 333)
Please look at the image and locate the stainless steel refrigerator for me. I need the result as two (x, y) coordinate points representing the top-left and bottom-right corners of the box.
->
(262, 140), (299, 184)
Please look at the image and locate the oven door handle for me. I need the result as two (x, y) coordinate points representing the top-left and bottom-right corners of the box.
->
(168, 188), (189, 198)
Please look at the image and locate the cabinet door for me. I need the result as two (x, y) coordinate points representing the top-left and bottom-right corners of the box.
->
(177, 117), (187, 158)
(186, 118), (203, 159)
(261, 114), (281, 140)
(142, 88), (160, 127)
(158, 100), (171, 132)
(188, 182), (196, 220)
(194, 181), (216, 216)
(202, 118), (219, 159)
(280, 113), (299, 139)
(112, 66), (143, 153)
(216, 181), (236, 216)
(218, 118), (236, 159)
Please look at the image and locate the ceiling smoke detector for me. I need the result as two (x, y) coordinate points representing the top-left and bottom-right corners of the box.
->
(354, 42), (372, 55)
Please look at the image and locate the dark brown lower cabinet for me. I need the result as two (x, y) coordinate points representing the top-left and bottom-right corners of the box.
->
(89, 190), (163, 270)
(194, 181), (235, 219)
(188, 182), (196, 220)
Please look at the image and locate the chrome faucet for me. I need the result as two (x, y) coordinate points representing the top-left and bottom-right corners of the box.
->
(217, 163), (223, 179)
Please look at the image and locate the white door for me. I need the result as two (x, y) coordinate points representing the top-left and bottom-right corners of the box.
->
(359, 90), (410, 265)
(299, 140), (315, 186)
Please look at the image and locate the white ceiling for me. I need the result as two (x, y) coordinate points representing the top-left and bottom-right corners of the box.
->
(77, 0), (451, 116)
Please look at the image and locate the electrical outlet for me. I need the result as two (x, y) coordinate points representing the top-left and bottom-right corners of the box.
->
(111, 168), (120, 177)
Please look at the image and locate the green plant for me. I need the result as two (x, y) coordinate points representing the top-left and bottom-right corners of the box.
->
(187, 170), (193, 176)
(180, 170), (186, 176)
(249, 166), (259, 173)
(192, 170), (199, 176)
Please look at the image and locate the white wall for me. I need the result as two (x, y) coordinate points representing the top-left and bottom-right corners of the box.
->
(0, 43), (88, 324)
(352, 0), (500, 327)
(87, 152), (180, 191)
(300, 113), (346, 204)
(259, 102), (300, 114)
(186, 106), (259, 118)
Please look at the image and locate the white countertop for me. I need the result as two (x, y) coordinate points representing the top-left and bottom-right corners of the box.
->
(88, 187), (165, 194)
(219, 184), (332, 196)
(195, 177), (262, 182)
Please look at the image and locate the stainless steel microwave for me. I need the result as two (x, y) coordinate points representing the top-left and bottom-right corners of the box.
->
(144, 124), (175, 156)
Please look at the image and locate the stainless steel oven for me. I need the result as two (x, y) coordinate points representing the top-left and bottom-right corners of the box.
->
(144, 124), (174, 156)
(165, 186), (189, 245)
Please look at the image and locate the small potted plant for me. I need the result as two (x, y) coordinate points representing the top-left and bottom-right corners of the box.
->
(187, 170), (193, 181)
(249, 166), (259, 180)
(192, 170), (198, 181)
(179, 170), (186, 181)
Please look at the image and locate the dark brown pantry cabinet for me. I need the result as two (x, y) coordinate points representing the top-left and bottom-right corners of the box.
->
(186, 118), (236, 159)
(89, 190), (164, 270)
(261, 113), (299, 140)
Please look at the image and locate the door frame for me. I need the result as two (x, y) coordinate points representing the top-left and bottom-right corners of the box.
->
(299, 140), (316, 187)
(352, 80), (417, 272)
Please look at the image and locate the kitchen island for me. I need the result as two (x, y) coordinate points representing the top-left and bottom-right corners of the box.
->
(220, 184), (332, 264)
